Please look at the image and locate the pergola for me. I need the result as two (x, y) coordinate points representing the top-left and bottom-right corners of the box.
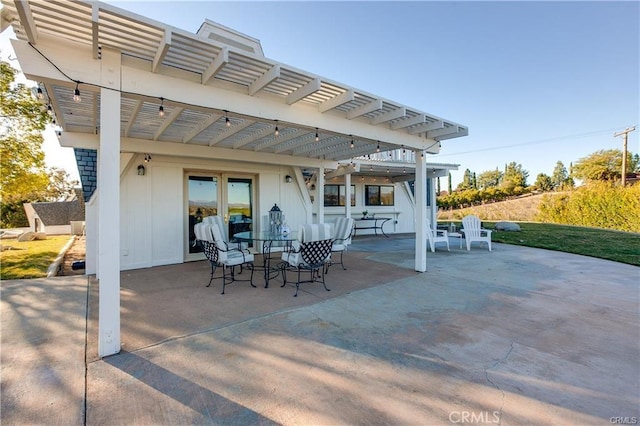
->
(1, 0), (468, 356)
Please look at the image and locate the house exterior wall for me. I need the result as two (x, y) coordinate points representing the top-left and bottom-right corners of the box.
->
(115, 153), (434, 271)
(118, 154), (308, 270)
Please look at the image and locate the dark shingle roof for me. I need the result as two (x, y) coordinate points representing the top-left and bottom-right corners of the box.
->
(30, 199), (84, 226)
(74, 148), (97, 202)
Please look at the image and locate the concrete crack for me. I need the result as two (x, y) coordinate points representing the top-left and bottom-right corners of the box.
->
(484, 341), (515, 426)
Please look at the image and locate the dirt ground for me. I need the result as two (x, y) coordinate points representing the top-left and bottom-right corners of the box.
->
(60, 236), (86, 276)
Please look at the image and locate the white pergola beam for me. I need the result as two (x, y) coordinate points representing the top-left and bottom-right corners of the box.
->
(14, 0), (37, 44)
(274, 133), (314, 154)
(154, 106), (183, 140)
(286, 77), (321, 105)
(319, 89), (354, 113)
(202, 47), (228, 85)
(182, 113), (221, 143)
(208, 119), (254, 146)
(254, 129), (309, 151)
(325, 163), (359, 179)
(233, 125), (275, 149)
(124, 99), (143, 137)
(427, 125), (460, 139)
(370, 107), (406, 125)
(249, 64), (280, 96)
(91, 4), (99, 59)
(408, 120), (443, 135)
(431, 126), (469, 141)
(61, 132), (339, 169)
(391, 113), (425, 130)
(152, 29), (171, 73)
(347, 99), (383, 120)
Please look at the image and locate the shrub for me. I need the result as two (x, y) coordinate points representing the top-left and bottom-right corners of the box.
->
(536, 182), (640, 232)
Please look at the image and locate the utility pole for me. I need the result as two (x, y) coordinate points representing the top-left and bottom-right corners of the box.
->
(614, 126), (636, 186)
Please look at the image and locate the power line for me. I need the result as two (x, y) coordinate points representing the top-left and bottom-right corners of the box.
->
(431, 128), (633, 157)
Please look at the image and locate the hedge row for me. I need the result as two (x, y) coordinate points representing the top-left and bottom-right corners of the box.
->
(536, 182), (640, 233)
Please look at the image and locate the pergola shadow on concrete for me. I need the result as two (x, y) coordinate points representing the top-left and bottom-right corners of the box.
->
(78, 237), (638, 424)
(2, 0), (468, 356)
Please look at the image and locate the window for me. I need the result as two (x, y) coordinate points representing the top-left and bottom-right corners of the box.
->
(324, 185), (356, 206)
(365, 185), (394, 206)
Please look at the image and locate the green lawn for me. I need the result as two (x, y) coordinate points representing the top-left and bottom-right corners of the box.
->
(0, 235), (71, 280)
(481, 222), (639, 266)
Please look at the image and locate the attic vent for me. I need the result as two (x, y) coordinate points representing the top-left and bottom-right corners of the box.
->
(197, 19), (264, 57)
(208, 33), (255, 54)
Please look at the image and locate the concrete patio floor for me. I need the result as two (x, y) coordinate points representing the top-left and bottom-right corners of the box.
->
(2, 234), (639, 425)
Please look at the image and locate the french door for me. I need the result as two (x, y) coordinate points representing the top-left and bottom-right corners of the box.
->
(185, 173), (254, 260)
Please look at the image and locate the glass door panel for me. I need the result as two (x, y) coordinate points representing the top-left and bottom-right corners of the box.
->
(187, 175), (218, 254)
(226, 178), (253, 240)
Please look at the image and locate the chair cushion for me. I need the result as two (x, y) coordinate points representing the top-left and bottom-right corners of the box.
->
(331, 243), (347, 252)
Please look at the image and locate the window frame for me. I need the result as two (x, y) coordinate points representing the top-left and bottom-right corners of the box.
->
(365, 184), (395, 206)
(324, 184), (356, 207)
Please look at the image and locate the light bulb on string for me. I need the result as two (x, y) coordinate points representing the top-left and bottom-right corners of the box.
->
(73, 82), (81, 102)
(159, 97), (165, 117)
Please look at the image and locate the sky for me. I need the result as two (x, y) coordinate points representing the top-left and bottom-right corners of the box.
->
(1, 1), (638, 187)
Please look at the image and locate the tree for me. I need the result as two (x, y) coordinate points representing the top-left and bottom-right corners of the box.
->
(534, 173), (554, 192)
(572, 149), (639, 183)
(448, 172), (452, 194)
(477, 168), (503, 189)
(551, 161), (569, 190)
(436, 176), (441, 195)
(457, 168), (474, 190)
(0, 60), (75, 227)
(502, 162), (529, 192)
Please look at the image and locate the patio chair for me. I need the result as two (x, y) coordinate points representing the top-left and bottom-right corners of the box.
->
(461, 215), (492, 251)
(281, 223), (333, 266)
(284, 238), (334, 297)
(197, 222), (255, 294)
(203, 215), (249, 250)
(327, 217), (355, 271)
(427, 222), (450, 252)
(194, 222), (218, 286)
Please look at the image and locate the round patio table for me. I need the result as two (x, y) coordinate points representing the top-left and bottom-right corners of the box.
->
(233, 231), (298, 288)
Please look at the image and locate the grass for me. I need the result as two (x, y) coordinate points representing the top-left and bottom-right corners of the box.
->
(479, 222), (639, 266)
(0, 235), (72, 280)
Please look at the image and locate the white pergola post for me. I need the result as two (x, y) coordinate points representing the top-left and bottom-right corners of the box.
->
(98, 48), (122, 357)
(317, 166), (325, 223)
(429, 174), (438, 230)
(345, 172), (352, 218)
(414, 150), (427, 272)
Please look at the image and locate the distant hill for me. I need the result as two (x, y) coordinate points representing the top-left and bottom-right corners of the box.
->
(437, 193), (551, 221)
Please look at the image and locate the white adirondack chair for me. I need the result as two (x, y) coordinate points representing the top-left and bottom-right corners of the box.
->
(427, 222), (450, 252)
(461, 215), (492, 251)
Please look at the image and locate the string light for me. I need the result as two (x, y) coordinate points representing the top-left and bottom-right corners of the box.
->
(73, 81), (81, 102)
(376, 142), (380, 153)
(36, 87), (44, 99)
(159, 97), (165, 117)
(315, 128), (319, 142)
(225, 110), (231, 127)
(350, 136), (354, 149)
(274, 120), (279, 137)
